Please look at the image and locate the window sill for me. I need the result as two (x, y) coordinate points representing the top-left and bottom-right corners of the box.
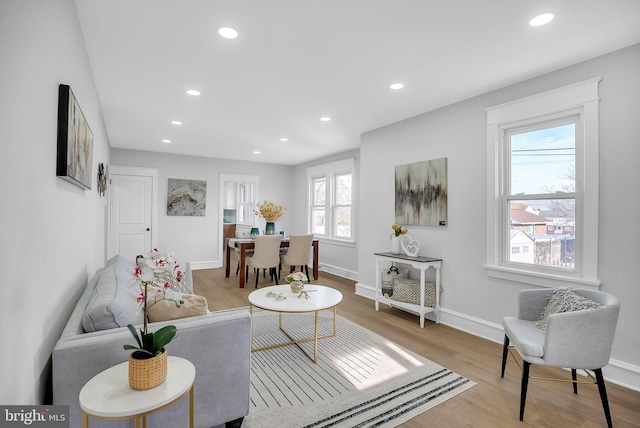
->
(484, 264), (601, 289)
(317, 237), (356, 248)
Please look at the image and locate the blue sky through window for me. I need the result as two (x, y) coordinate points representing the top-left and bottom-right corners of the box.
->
(510, 123), (575, 195)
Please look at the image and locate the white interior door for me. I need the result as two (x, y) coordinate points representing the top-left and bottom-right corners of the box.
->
(108, 167), (157, 260)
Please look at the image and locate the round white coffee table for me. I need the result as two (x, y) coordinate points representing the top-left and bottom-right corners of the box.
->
(248, 284), (343, 363)
(79, 356), (195, 428)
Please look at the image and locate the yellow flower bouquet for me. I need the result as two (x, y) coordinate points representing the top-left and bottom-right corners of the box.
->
(254, 200), (287, 222)
(392, 224), (408, 236)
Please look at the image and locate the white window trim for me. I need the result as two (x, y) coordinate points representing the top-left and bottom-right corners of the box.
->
(484, 78), (601, 289)
(307, 158), (356, 247)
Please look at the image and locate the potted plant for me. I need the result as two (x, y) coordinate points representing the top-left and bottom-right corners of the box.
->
(254, 200), (286, 235)
(125, 250), (185, 389)
(285, 271), (308, 293)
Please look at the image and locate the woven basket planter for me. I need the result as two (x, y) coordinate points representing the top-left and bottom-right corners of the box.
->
(128, 349), (168, 390)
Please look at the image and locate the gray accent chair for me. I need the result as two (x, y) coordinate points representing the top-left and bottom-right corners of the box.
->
(501, 288), (620, 428)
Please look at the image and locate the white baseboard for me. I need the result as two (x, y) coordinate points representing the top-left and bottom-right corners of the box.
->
(318, 263), (359, 281)
(355, 282), (640, 392)
(189, 260), (220, 270)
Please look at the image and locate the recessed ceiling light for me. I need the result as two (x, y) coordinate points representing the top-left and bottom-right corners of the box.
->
(186, 89), (200, 96)
(162, 139), (171, 143)
(529, 13), (554, 27)
(390, 83), (404, 90)
(280, 138), (289, 142)
(218, 27), (238, 39)
(320, 116), (332, 122)
(170, 120), (182, 125)
(253, 150), (261, 154)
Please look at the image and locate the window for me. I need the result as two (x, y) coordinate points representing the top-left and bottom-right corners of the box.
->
(308, 158), (356, 244)
(506, 119), (576, 268)
(485, 78), (601, 288)
(237, 182), (254, 225)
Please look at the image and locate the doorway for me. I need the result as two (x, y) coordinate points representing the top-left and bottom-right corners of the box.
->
(219, 173), (259, 258)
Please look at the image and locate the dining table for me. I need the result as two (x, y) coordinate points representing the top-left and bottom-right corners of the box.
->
(225, 237), (319, 288)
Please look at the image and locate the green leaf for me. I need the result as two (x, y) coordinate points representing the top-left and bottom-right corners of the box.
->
(152, 325), (178, 353)
(123, 345), (155, 357)
(142, 332), (155, 353)
(126, 324), (142, 348)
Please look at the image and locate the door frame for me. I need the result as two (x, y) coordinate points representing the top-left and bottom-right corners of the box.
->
(107, 165), (158, 260)
(219, 173), (259, 253)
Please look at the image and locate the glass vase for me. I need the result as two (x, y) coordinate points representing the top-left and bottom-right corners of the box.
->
(265, 222), (276, 235)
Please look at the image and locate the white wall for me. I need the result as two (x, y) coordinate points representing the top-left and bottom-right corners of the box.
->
(0, 0), (111, 404)
(358, 44), (640, 390)
(110, 149), (294, 265)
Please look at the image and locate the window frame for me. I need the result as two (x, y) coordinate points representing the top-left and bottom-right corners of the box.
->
(502, 114), (579, 271)
(485, 78), (601, 289)
(237, 181), (256, 225)
(307, 158), (356, 246)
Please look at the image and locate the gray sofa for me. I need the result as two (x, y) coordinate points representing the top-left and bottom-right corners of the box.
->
(52, 255), (251, 428)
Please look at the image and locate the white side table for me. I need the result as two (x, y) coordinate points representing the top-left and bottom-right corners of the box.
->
(79, 356), (195, 428)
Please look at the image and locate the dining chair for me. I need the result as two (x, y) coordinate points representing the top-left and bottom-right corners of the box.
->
(280, 234), (313, 282)
(501, 288), (620, 428)
(245, 235), (282, 288)
(232, 230), (254, 275)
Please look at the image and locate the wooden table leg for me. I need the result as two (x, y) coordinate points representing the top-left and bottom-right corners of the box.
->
(312, 241), (319, 280)
(225, 244), (231, 277)
(239, 245), (247, 288)
(82, 412), (88, 428)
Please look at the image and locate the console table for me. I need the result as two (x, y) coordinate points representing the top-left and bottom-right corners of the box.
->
(373, 252), (442, 328)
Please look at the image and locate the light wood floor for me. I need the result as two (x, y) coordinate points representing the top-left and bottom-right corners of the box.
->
(194, 266), (640, 428)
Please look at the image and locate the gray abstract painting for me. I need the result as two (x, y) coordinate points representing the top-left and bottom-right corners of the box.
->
(395, 158), (448, 226)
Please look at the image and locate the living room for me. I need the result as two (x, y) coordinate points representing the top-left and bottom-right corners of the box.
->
(1, 1), (639, 426)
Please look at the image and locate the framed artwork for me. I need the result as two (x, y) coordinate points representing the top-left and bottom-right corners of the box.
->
(56, 84), (94, 189)
(395, 157), (448, 226)
(167, 178), (207, 216)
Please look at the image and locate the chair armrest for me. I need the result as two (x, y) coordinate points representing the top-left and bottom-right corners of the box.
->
(518, 289), (554, 321)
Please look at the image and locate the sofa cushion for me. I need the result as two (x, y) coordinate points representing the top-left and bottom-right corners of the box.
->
(147, 291), (209, 322)
(535, 287), (601, 331)
(82, 261), (143, 332)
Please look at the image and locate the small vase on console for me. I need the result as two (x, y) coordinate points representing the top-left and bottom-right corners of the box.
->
(391, 235), (401, 254)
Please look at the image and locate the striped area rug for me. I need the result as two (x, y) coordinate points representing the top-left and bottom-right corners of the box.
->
(243, 310), (475, 428)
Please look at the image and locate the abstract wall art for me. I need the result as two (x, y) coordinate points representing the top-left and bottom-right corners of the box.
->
(167, 178), (207, 216)
(395, 157), (448, 226)
(56, 84), (94, 189)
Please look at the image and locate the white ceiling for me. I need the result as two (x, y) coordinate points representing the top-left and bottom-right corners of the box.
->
(75, 0), (640, 166)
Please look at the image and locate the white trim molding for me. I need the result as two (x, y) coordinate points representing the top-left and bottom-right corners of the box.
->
(485, 78), (602, 289)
